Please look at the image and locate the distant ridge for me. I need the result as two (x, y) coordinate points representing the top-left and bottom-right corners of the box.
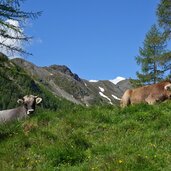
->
(11, 58), (132, 106)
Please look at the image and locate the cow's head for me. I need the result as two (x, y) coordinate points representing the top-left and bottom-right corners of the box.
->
(17, 95), (42, 114)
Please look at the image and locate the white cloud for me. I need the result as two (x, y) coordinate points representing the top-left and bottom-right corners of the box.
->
(0, 19), (23, 58)
(6, 19), (20, 27)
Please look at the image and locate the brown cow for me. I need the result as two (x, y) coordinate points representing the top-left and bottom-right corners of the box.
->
(120, 81), (171, 107)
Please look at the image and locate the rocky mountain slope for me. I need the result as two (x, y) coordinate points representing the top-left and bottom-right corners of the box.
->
(11, 58), (132, 106)
(0, 53), (71, 110)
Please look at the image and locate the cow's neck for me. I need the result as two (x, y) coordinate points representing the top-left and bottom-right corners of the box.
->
(15, 106), (27, 116)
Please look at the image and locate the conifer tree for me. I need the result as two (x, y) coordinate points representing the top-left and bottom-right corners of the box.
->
(136, 25), (167, 84)
(0, 0), (41, 55)
(157, 0), (171, 77)
(157, 0), (171, 38)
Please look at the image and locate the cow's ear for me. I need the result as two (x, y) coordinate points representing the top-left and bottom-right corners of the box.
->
(17, 99), (24, 104)
(36, 97), (42, 104)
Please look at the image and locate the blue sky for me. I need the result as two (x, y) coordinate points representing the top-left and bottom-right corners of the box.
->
(22, 0), (160, 80)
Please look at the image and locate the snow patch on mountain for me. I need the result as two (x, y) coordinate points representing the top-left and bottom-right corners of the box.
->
(84, 82), (87, 87)
(112, 94), (121, 101)
(99, 87), (105, 92)
(99, 92), (113, 104)
(110, 77), (125, 85)
(89, 80), (98, 82)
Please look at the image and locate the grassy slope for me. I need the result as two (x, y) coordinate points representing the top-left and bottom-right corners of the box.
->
(0, 102), (171, 171)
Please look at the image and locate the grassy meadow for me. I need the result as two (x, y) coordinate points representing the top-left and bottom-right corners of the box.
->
(0, 102), (171, 171)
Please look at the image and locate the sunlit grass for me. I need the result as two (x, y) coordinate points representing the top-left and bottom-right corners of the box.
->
(0, 102), (171, 170)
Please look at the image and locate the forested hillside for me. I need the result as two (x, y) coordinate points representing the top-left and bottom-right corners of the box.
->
(0, 53), (72, 111)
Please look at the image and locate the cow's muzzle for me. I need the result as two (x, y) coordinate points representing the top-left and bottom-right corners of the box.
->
(27, 109), (34, 115)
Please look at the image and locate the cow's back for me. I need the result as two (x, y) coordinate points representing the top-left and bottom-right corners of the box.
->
(130, 85), (152, 104)
(130, 82), (170, 104)
(0, 107), (26, 123)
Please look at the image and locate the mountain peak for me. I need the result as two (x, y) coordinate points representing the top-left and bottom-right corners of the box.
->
(89, 76), (126, 85)
(44, 64), (81, 82)
(109, 76), (125, 85)
(49, 65), (71, 74)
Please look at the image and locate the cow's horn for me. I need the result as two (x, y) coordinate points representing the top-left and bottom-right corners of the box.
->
(164, 84), (171, 90)
(17, 99), (24, 104)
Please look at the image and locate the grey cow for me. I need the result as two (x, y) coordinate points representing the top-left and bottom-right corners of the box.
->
(0, 95), (42, 123)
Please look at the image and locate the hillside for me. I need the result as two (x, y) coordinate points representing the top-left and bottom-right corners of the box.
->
(1, 54), (171, 170)
(0, 53), (72, 111)
(11, 58), (132, 106)
(0, 102), (171, 170)
(0, 52), (133, 109)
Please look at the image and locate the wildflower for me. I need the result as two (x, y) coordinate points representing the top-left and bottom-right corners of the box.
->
(118, 160), (123, 164)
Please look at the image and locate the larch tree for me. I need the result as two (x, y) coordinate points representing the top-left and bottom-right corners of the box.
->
(157, 0), (171, 77)
(157, 0), (171, 38)
(136, 24), (167, 85)
(0, 0), (41, 56)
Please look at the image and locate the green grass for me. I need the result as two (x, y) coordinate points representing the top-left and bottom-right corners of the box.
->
(0, 102), (171, 171)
